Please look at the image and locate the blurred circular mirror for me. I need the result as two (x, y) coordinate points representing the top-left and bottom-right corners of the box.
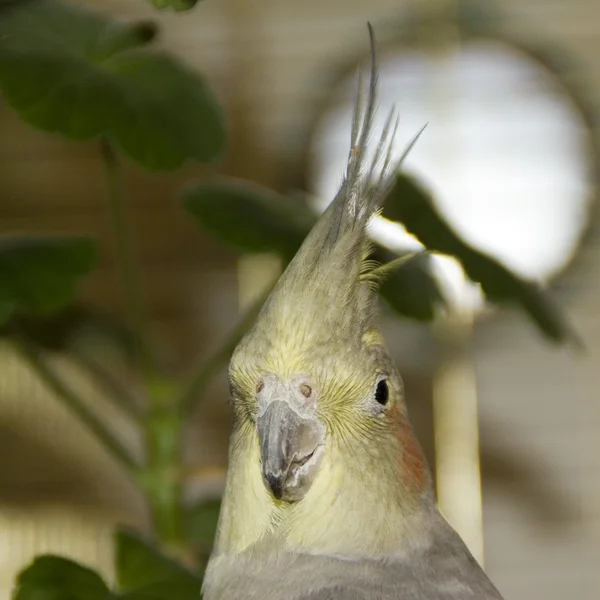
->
(309, 40), (596, 312)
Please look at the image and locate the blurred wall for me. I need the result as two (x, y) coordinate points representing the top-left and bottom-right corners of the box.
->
(0, 0), (598, 599)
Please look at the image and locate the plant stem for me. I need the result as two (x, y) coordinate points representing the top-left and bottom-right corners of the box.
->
(177, 287), (269, 416)
(11, 335), (140, 472)
(140, 394), (184, 545)
(100, 138), (155, 389)
(101, 140), (186, 553)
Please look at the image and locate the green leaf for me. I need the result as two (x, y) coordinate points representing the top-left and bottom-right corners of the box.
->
(13, 555), (111, 600)
(145, 0), (199, 11)
(378, 251), (447, 321)
(115, 529), (200, 593)
(1, 304), (136, 358)
(0, 0), (225, 170)
(120, 582), (201, 600)
(182, 178), (316, 258)
(184, 499), (221, 558)
(386, 174), (581, 345)
(0, 234), (95, 326)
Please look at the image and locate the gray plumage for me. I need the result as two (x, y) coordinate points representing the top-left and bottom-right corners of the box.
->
(204, 506), (503, 599)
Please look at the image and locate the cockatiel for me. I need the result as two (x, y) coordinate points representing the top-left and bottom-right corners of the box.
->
(203, 25), (504, 600)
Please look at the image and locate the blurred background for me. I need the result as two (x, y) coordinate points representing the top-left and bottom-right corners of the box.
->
(0, 0), (599, 599)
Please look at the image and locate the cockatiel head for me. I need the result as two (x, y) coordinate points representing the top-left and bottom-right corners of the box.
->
(216, 25), (433, 559)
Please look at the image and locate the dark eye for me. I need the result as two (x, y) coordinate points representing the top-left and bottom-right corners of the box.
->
(374, 379), (389, 405)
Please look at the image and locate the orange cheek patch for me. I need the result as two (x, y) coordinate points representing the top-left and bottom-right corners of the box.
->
(390, 406), (429, 492)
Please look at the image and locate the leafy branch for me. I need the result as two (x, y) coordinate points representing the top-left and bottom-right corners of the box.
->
(0, 0), (229, 563)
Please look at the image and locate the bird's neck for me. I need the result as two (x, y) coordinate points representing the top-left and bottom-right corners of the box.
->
(213, 416), (434, 558)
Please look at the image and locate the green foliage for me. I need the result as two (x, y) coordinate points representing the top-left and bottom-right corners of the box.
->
(378, 251), (446, 321)
(145, 0), (200, 11)
(1, 305), (136, 358)
(0, 235), (95, 325)
(184, 499), (222, 561)
(13, 532), (204, 600)
(13, 555), (111, 600)
(183, 178), (315, 259)
(116, 529), (201, 594)
(0, 0), (225, 170)
(386, 174), (581, 345)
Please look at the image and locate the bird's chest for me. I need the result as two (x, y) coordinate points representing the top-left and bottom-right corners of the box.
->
(202, 549), (455, 600)
(204, 551), (369, 600)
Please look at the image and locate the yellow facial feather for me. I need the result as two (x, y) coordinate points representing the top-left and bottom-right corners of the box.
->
(215, 410), (425, 558)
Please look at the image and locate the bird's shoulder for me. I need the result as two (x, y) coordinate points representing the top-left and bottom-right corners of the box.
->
(204, 512), (504, 600)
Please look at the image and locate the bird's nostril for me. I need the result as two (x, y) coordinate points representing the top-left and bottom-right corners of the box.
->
(300, 384), (312, 398)
(256, 380), (264, 394)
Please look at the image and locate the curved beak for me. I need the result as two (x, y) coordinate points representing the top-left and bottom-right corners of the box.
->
(257, 400), (325, 501)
